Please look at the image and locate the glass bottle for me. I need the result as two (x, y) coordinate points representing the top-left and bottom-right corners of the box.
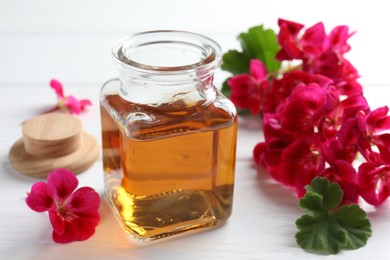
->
(100, 31), (237, 242)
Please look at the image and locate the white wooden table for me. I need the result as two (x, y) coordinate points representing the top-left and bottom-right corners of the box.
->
(1, 1), (390, 259)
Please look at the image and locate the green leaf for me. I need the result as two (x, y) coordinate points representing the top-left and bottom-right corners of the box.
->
(298, 192), (327, 217)
(239, 25), (281, 72)
(221, 25), (281, 75)
(221, 50), (250, 75)
(295, 177), (372, 255)
(333, 205), (372, 249)
(305, 177), (343, 211)
(296, 215), (348, 254)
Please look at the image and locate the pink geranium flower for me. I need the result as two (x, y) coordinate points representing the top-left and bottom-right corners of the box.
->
(275, 19), (304, 60)
(338, 107), (390, 165)
(319, 160), (359, 205)
(50, 79), (92, 114)
(276, 82), (336, 132)
(263, 70), (334, 114)
(358, 163), (390, 206)
(256, 137), (324, 197)
(363, 106), (390, 163)
(227, 59), (269, 115)
(26, 168), (100, 243)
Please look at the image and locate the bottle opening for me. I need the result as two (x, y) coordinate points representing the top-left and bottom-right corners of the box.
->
(123, 41), (209, 69)
(112, 31), (221, 79)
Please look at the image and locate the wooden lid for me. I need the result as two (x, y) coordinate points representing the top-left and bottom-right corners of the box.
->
(22, 113), (83, 158)
(8, 113), (100, 178)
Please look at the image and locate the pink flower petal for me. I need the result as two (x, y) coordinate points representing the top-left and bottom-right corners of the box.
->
(277, 83), (328, 131)
(26, 182), (54, 212)
(49, 210), (65, 235)
(47, 168), (78, 202)
(340, 94), (369, 121)
(63, 96), (82, 114)
(52, 219), (80, 244)
(301, 22), (326, 56)
(228, 74), (263, 114)
(277, 18), (304, 38)
(329, 25), (354, 54)
(333, 160), (357, 181)
(358, 163), (390, 206)
(277, 24), (301, 60)
(376, 140), (390, 163)
(79, 99), (92, 110)
(51, 212), (100, 243)
(374, 119), (390, 135)
(66, 187), (100, 215)
(50, 79), (64, 98)
(366, 106), (390, 133)
(275, 49), (293, 61)
(73, 214), (100, 241)
(338, 117), (361, 148)
(250, 59), (267, 81)
(228, 75), (253, 95)
(253, 142), (268, 165)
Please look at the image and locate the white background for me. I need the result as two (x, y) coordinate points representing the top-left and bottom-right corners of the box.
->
(1, 1), (390, 259)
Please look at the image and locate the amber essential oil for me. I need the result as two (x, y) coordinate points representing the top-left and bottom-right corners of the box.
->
(101, 93), (237, 241)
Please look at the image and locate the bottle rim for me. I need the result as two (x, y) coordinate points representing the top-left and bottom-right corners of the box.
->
(112, 30), (222, 81)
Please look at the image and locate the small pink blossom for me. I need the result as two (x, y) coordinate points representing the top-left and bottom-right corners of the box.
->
(227, 59), (269, 115)
(276, 19), (304, 60)
(263, 70), (334, 114)
(319, 160), (359, 205)
(358, 163), (390, 206)
(26, 169), (100, 243)
(328, 25), (354, 55)
(300, 22), (326, 57)
(276, 82), (336, 132)
(255, 137), (324, 197)
(338, 107), (390, 165)
(318, 94), (369, 141)
(49, 79), (92, 114)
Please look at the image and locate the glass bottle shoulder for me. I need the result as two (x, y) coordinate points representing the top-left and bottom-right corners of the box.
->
(100, 79), (237, 140)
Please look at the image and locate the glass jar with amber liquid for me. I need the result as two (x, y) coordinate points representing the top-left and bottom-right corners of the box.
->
(100, 31), (237, 242)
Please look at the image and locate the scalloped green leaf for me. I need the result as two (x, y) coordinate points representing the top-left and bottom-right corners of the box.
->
(296, 215), (348, 254)
(221, 25), (281, 75)
(333, 205), (372, 249)
(296, 177), (372, 255)
(238, 25), (281, 72)
(298, 192), (327, 216)
(305, 177), (343, 211)
(221, 50), (250, 75)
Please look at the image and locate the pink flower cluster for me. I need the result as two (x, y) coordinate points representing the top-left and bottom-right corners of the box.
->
(228, 19), (390, 206)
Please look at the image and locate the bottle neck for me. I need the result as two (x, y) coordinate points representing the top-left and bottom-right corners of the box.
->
(111, 31), (222, 106)
(118, 73), (216, 105)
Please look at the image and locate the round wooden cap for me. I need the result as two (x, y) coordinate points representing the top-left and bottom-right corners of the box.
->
(8, 113), (100, 178)
(23, 113), (83, 158)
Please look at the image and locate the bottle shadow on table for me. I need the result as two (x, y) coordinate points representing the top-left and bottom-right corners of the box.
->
(252, 163), (301, 213)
